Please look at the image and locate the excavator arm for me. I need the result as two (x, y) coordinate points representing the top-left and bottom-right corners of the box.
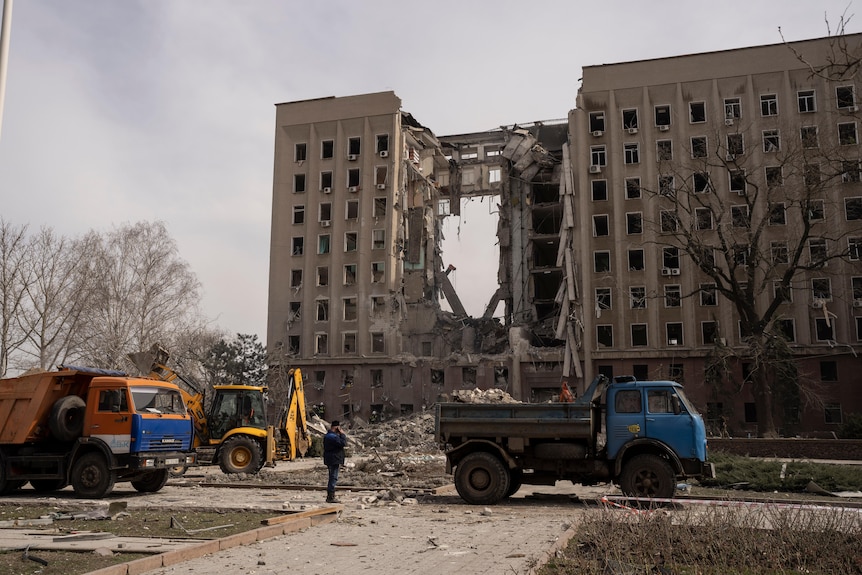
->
(272, 368), (310, 461)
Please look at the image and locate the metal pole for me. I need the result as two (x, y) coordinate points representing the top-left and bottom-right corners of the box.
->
(0, 0), (14, 143)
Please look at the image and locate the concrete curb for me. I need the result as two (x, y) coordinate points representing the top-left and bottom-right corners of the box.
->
(85, 505), (342, 575)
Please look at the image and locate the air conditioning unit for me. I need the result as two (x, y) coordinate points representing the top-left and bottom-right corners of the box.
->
(661, 268), (671, 276)
(670, 268), (681, 276)
(659, 125), (670, 132)
(589, 165), (602, 174)
(850, 105), (860, 112)
(376, 184), (386, 190)
(736, 189), (746, 195)
(725, 118), (734, 126)
(627, 127), (638, 135)
(321, 187), (332, 194)
(726, 153), (736, 161)
(811, 299), (824, 309)
(320, 220), (331, 227)
(348, 186), (359, 193)
(853, 299), (862, 308)
(379, 150), (389, 158)
(592, 130), (603, 137)
(347, 154), (358, 161)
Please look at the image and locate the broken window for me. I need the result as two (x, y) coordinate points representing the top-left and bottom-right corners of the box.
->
(462, 367), (476, 386)
(724, 98), (741, 120)
(631, 324), (648, 347)
(763, 130), (780, 152)
(321, 140), (334, 159)
(295, 143), (307, 162)
(839, 122), (858, 145)
(320, 171), (333, 190)
(485, 146), (501, 157)
(294, 173), (306, 193)
(732, 244), (750, 266)
(837, 85), (856, 109)
(431, 369), (444, 385)
(622, 109), (638, 130)
(291, 269), (302, 288)
(400, 404), (414, 416)
(597, 325), (614, 347)
(628, 249), (644, 271)
(654, 105), (671, 127)
(625, 177), (641, 199)
(594, 251), (611, 273)
(371, 261), (384, 283)
(695, 207), (713, 230)
(343, 333), (356, 354)
(320, 203), (332, 223)
(343, 296), (357, 320)
(760, 94), (778, 116)
(700, 283), (717, 306)
(666, 323), (684, 346)
(727, 133), (744, 156)
(593, 214), (609, 237)
(807, 198), (825, 220)
(589, 111), (605, 133)
(592, 180), (608, 201)
(660, 210), (678, 232)
(658, 176), (675, 196)
(801, 126), (819, 148)
(765, 166), (783, 188)
(691, 136), (707, 158)
(689, 101), (706, 123)
(798, 90), (816, 113)
(348, 168), (360, 189)
(846, 197), (862, 220)
(809, 238), (828, 267)
(315, 334), (328, 355)
(701, 322), (717, 344)
(842, 161), (861, 183)
(771, 241), (789, 265)
(815, 318), (834, 342)
(596, 288), (612, 310)
(590, 146), (607, 167)
(371, 295), (386, 314)
(729, 170), (746, 195)
(624, 142), (639, 164)
(288, 302), (301, 321)
(374, 197), (387, 218)
(318, 234), (330, 255)
(372, 229), (385, 250)
(769, 202), (786, 225)
(664, 285), (681, 308)
(376, 134), (389, 155)
(347, 200), (359, 219)
(344, 264), (357, 286)
(371, 369), (383, 388)
(662, 247), (680, 269)
(348, 137), (361, 157)
(804, 165), (822, 188)
(316, 266), (328, 287)
(693, 172), (711, 193)
(630, 286), (647, 309)
(287, 335), (300, 355)
(316, 299), (329, 321)
(345, 232), (357, 252)
(851, 237), (862, 260)
(731, 205), (750, 228)
(371, 333), (385, 354)
(292, 237), (304, 256)
(293, 205), (305, 224)
(773, 281), (793, 304)
(375, 166), (388, 188)
(656, 140), (672, 161)
(626, 212), (643, 235)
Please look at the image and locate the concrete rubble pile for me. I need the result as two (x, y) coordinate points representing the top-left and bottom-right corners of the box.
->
(449, 387), (520, 404)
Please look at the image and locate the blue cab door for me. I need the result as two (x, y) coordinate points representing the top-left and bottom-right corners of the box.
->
(642, 386), (697, 459)
(605, 387), (646, 459)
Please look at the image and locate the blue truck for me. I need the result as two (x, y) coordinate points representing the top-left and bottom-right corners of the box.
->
(435, 375), (714, 504)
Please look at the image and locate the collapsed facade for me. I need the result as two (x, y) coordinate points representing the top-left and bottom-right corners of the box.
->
(268, 34), (862, 435)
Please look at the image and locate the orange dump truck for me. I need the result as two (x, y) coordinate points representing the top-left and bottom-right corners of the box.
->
(0, 365), (195, 498)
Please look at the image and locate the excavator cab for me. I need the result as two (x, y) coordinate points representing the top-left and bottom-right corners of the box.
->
(208, 387), (267, 439)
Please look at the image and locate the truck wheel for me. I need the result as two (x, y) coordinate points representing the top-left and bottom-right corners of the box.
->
(168, 465), (188, 477)
(219, 436), (263, 474)
(29, 479), (68, 492)
(454, 452), (510, 505)
(49, 396), (86, 441)
(71, 453), (116, 498)
(619, 454), (675, 499)
(506, 468), (523, 498)
(131, 469), (170, 493)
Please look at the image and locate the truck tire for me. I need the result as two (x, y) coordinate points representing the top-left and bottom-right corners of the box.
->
(454, 452), (510, 505)
(506, 468), (523, 498)
(619, 454), (675, 499)
(219, 436), (263, 474)
(29, 479), (68, 492)
(131, 469), (170, 493)
(49, 395), (86, 441)
(71, 452), (116, 498)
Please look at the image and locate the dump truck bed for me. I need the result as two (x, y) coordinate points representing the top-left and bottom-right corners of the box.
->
(435, 402), (595, 443)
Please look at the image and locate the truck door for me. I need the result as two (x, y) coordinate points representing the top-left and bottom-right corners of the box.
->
(87, 387), (133, 454)
(643, 387), (696, 459)
(605, 388), (646, 459)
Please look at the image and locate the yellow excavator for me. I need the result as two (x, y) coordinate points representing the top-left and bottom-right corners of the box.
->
(130, 345), (309, 475)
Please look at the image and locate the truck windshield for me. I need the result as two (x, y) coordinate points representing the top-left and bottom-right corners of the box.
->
(131, 386), (187, 415)
(675, 388), (700, 415)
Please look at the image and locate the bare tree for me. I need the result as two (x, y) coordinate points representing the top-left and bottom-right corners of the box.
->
(0, 218), (30, 376)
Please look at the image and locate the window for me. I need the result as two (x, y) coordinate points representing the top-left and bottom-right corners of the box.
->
(622, 109), (638, 130)
(812, 277), (832, 300)
(763, 130), (780, 152)
(631, 324), (648, 346)
(731, 205), (750, 228)
(727, 133), (744, 156)
(656, 140), (672, 161)
(592, 180), (608, 201)
(702, 322), (717, 345)
(597, 325), (614, 347)
(815, 317), (835, 342)
(319, 202), (332, 223)
(695, 207), (713, 230)
(693, 172), (711, 193)
(316, 266), (328, 287)
(700, 283), (717, 306)
(291, 236), (304, 256)
(858, 317), (862, 341)
(460, 148), (478, 160)
(344, 232), (358, 253)
(321, 140), (334, 159)
(662, 247), (680, 269)
(659, 176), (675, 196)
(625, 178), (641, 199)
(768, 202), (786, 225)
(660, 210), (678, 232)
(347, 137), (361, 157)
(689, 101), (706, 123)
(371, 295), (386, 314)
(376, 134), (389, 155)
(347, 168), (360, 188)
(346, 200), (359, 219)
(666, 323), (683, 346)
(289, 302), (301, 321)
(343, 333), (356, 354)
(594, 251), (611, 273)
(775, 280), (793, 304)
(371, 261), (384, 283)
(374, 197), (387, 218)
(630, 286), (647, 309)
(624, 142), (640, 164)
(691, 136), (707, 158)
(321, 171), (333, 190)
(316, 299), (329, 321)
(628, 249), (645, 271)
(801, 126), (819, 148)
(290, 269), (302, 288)
(295, 143), (307, 162)
(371, 332), (385, 354)
(733, 244), (749, 266)
(839, 122), (858, 145)
(596, 288), (612, 310)
(842, 161), (861, 183)
(589, 111), (605, 133)
(375, 165), (388, 188)
(293, 205), (305, 224)
(343, 296), (357, 321)
(294, 173), (306, 193)
(766, 166), (783, 188)
(372, 229), (385, 249)
(615, 390), (642, 413)
(837, 85), (856, 109)
(590, 146), (607, 167)
(694, 246), (715, 268)
(744, 403), (757, 423)
(798, 90), (816, 112)
(489, 167), (502, 183)
(809, 238), (828, 267)
(318, 234), (330, 255)
(593, 214), (609, 236)
(729, 170), (746, 194)
(664, 285), (681, 308)
(655, 105), (671, 127)
(724, 98), (741, 120)
(315, 334), (328, 355)
(760, 94), (778, 116)
(626, 212), (642, 235)
(771, 241), (789, 264)
(852, 276), (862, 299)
(287, 335), (300, 355)
(849, 237), (862, 260)
(807, 198), (825, 221)
(343, 264), (357, 286)
(825, 404), (843, 425)
(776, 318), (795, 342)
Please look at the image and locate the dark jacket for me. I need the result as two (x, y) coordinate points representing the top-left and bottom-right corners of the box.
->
(323, 430), (347, 466)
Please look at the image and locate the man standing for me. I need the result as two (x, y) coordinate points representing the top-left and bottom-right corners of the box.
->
(323, 420), (347, 503)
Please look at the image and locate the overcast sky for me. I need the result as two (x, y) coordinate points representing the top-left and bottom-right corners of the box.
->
(0, 1), (856, 342)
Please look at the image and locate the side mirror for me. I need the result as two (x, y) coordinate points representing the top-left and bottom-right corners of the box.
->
(672, 396), (682, 415)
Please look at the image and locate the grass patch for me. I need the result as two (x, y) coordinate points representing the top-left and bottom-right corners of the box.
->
(703, 451), (862, 493)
